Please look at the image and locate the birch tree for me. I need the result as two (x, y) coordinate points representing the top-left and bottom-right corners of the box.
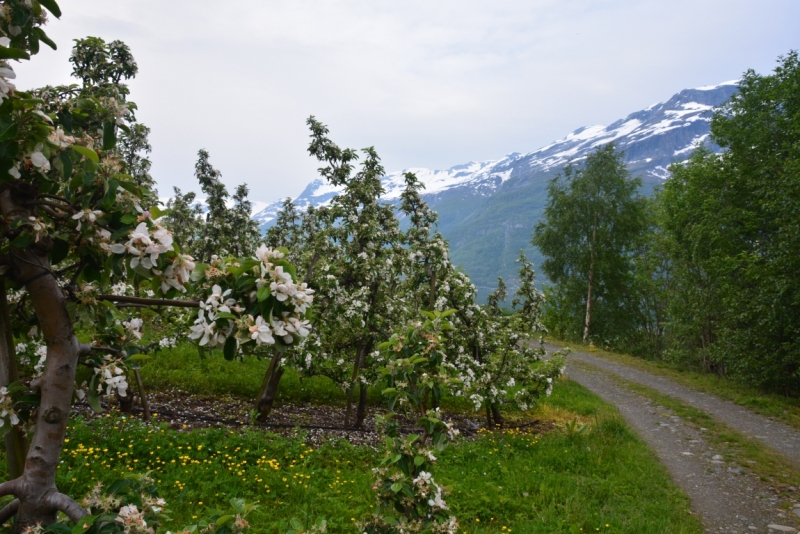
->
(532, 143), (646, 345)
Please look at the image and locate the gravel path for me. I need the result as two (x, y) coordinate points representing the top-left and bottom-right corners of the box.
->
(548, 346), (800, 534)
(546, 343), (800, 467)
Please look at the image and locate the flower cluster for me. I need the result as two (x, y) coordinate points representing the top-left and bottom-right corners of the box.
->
(254, 245), (315, 315)
(94, 355), (129, 397)
(0, 386), (20, 430)
(15, 340), (47, 373)
(110, 220), (173, 271)
(189, 284), (238, 348)
(108, 212), (196, 294)
(116, 504), (154, 534)
(188, 246), (314, 356)
(0, 51), (16, 103)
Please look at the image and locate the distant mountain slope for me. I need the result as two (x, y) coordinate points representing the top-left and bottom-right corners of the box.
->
(253, 81), (739, 298)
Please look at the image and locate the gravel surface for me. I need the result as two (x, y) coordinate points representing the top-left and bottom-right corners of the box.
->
(546, 343), (800, 467)
(552, 347), (800, 534)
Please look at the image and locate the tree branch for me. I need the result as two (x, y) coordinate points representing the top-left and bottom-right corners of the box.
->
(88, 345), (123, 355)
(27, 200), (75, 212)
(97, 295), (200, 308)
(0, 478), (21, 498)
(46, 492), (88, 523)
(0, 499), (19, 525)
(37, 194), (72, 204)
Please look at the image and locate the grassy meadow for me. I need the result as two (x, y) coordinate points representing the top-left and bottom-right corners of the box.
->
(1, 346), (701, 533)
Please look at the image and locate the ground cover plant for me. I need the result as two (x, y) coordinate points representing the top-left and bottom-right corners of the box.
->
(0, 378), (701, 533)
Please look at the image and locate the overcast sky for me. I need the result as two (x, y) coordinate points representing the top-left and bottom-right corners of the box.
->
(15, 0), (800, 205)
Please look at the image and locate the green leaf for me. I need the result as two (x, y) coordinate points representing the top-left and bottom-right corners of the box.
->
(72, 515), (96, 534)
(0, 46), (30, 60)
(127, 354), (151, 361)
(87, 391), (102, 413)
(132, 263), (153, 279)
(120, 214), (137, 224)
(117, 180), (141, 196)
(190, 263), (209, 282)
(256, 285), (271, 302)
(58, 150), (73, 179)
(106, 478), (132, 495)
(289, 518), (304, 530)
(214, 312), (237, 321)
(215, 515), (233, 526)
(232, 258), (261, 276)
(102, 121), (116, 150)
(148, 206), (170, 219)
(32, 27), (57, 50)
(15, 394), (41, 407)
(50, 238), (70, 265)
(28, 32), (40, 56)
(102, 179), (119, 208)
(43, 523), (71, 534)
(390, 482), (402, 493)
(37, 0), (62, 17)
(223, 337), (237, 361)
(72, 145), (98, 163)
(0, 120), (18, 142)
(11, 232), (33, 249)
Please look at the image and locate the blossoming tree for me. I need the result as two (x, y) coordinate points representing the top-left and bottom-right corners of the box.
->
(0, 2), (311, 530)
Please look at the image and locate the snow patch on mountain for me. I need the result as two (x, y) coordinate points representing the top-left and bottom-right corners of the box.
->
(252, 80), (739, 226)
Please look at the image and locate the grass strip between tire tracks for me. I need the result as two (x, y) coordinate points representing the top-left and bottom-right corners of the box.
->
(549, 339), (800, 432)
(571, 358), (800, 494)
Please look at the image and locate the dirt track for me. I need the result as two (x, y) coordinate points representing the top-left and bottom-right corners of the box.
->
(547, 344), (800, 534)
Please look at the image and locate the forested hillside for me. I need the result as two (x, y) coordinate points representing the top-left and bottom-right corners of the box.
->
(256, 83), (739, 298)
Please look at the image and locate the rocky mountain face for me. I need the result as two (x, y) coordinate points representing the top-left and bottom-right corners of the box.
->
(253, 81), (739, 299)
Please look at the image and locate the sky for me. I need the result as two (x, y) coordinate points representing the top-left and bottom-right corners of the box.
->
(15, 0), (800, 207)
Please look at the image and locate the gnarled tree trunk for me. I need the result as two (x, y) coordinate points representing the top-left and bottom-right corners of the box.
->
(0, 190), (88, 532)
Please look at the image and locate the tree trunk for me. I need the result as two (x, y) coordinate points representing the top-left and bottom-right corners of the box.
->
(345, 344), (368, 428)
(116, 390), (134, 413)
(485, 403), (494, 429)
(583, 214), (598, 345)
(355, 340), (373, 428)
(0, 191), (88, 531)
(255, 349), (283, 421)
(133, 369), (150, 422)
(257, 367), (284, 421)
(0, 283), (28, 479)
(491, 403), (504, 429)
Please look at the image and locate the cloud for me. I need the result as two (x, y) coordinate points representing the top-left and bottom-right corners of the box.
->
(15, 0), (800, 202)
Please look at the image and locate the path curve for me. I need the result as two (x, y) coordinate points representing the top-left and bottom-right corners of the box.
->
(546, 343), (800, 467)
(548, 346), (800, 533)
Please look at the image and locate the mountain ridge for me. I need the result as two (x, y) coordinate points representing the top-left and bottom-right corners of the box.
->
(250, 81), (739, 298)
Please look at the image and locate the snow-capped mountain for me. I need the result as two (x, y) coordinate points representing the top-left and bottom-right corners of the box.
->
(252, 81), (739, 298)
(254, 80), (738, 228)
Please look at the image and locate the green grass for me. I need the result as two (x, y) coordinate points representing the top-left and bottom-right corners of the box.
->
(548, 338), (800, 431)
(138, 343), (355, 406)
(137, 342), (480, 414)
(0, 379), (701, 533)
